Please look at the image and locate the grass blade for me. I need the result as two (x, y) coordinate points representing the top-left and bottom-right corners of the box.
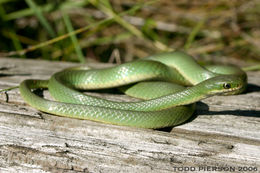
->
(184, 19), (205, 50)
(9, 30), (26, 58)
(25, 0), (56, 37)
(62, 11), (85, 63)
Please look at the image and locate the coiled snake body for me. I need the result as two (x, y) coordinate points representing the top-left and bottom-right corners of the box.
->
(19, 51), (247, 128)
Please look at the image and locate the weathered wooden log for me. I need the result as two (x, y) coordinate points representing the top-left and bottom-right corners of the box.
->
(0, 57), (259, 173)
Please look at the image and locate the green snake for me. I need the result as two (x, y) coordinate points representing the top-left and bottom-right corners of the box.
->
(19, 51), (247, 129)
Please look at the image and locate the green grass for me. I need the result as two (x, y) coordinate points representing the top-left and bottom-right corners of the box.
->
(0, 0), (259, 64)
(62, 11), (85, 63)
(25, 0), (56, 37)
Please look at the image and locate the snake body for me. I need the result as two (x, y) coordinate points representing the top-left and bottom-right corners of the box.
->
(19, 51), (247, 128)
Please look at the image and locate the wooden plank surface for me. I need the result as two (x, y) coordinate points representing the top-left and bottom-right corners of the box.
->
(0, 57), (259, 173)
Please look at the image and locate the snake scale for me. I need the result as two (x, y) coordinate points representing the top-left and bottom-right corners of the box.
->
(19, 51), (247, 128)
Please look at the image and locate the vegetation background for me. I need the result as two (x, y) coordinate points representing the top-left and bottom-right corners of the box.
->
(0, 0), (259, 66)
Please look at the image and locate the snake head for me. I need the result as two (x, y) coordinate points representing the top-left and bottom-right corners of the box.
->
(202, 74), (247, 96)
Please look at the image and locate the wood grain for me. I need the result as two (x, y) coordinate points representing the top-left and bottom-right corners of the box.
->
(0, 57), (259, 173)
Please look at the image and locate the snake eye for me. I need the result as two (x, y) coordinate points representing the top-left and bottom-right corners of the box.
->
(223, 83), (231, 89)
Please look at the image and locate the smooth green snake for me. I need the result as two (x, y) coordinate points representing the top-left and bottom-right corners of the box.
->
(19, 51), (247, 129)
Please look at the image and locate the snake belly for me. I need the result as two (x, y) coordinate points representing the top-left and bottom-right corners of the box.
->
(19, 51), (247, 129)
